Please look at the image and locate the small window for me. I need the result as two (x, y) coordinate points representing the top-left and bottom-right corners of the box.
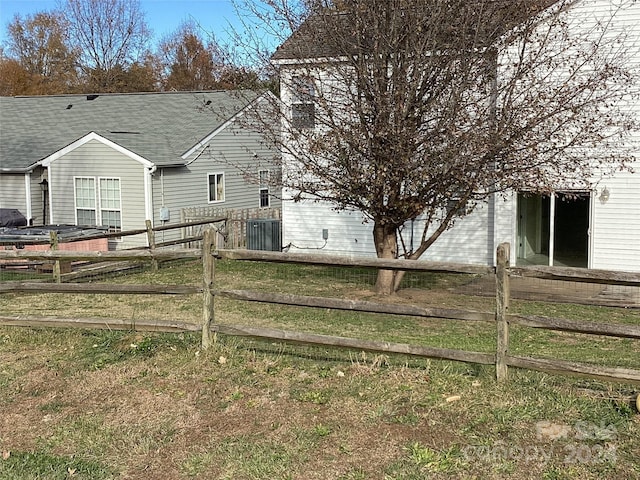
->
(446, 198), (470, 217)
(208, 173), (225, 203)
(291, 76), (315, 129)
(259, 170), (269, 208)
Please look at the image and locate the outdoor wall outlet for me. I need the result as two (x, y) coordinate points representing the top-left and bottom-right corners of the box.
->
(322, 229), (329, 240)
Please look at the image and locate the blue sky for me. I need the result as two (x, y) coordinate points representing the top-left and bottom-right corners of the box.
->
(0, 0), (246, 48)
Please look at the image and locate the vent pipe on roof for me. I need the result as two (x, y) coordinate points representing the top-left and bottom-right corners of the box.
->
(86, 94), (99, 101)
(66, 104), (72, 109)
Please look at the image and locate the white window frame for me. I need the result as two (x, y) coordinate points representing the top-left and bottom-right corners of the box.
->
(259, 170), (270, 208)
(207, 172), (225, 203)
(74, 176), (97, 226)
(98, 177), (122, 234)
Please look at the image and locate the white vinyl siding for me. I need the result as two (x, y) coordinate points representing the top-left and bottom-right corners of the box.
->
(590, 163), (640, 272)
(282, 191), (494, 265)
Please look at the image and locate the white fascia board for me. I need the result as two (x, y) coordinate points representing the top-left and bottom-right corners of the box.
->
(271, 55), (349, 66)
(40, 131), (155, 169)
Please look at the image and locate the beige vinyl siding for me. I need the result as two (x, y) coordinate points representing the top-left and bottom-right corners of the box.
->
(0, 170), (47, 225)
(29, 167), (47, 225)
(153, 120), (281, 243)
(48, 139), (148, 249)
(0, 173), (28, 214)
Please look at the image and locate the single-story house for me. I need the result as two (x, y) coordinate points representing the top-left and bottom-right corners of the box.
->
(271, 0), (640, 272)
(0, 90), (279, 249)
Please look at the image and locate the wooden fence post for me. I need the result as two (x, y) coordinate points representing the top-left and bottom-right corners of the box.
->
(496, 242), (511, 382)
(201, 228), (216, 349)
(145, 220), (158, 272)
(50, 231), (61, 283)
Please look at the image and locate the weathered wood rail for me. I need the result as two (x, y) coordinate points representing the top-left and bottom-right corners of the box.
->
(0, 234), (638, 387)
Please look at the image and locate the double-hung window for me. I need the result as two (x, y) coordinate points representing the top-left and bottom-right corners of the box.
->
(75, 177), (97, 226)
(208, 172), (225, 203)
(99, 178), (122, 232)
(259, 170), (270, 208)
(74, 177), (121, 232)
(291, 76), (315, 129)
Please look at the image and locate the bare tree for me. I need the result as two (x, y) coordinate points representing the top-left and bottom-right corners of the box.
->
(235, 0), (638, 294)
(63, 0), (151, 91)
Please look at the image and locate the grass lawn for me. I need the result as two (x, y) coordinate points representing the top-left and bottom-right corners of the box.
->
(0, 259), (638, 479)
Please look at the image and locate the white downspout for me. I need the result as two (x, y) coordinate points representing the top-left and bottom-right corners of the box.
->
(46, 166), (53, 224)
(549, 194), (556, 266)
(144, 165), (156, 225)
(24, 173), (32, 223)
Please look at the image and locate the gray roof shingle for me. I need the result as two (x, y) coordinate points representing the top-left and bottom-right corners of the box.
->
(0, 90), (259, 172)
(271, 1), (559, 61)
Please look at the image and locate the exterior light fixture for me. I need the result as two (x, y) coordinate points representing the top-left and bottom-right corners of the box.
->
(599, 186), (610, 203)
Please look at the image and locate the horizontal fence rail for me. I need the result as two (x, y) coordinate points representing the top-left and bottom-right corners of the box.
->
(210, 244), (639, 386)
(510, 265), (640, 287)
(216, 249), (495, 275)
(0, 249), (202, 262)
(0, 315), (201, 333)
(0, 217), (227, 246)
(0, 232), (638, 388)
(215, 289), (495, 323)
(211, 323), (496, 366)
(0, 282), (202, 295)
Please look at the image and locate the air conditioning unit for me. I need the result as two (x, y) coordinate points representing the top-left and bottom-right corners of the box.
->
(246, 219), (281, 251)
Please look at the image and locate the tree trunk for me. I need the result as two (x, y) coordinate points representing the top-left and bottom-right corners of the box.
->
(373, 221), (398, 295)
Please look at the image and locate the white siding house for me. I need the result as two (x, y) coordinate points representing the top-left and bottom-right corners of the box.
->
(273, 0), (640, 272)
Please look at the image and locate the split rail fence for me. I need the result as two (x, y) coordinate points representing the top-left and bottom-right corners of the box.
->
(1, 230), (639, 386)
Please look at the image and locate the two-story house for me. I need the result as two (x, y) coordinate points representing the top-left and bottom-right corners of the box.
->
(271, 0), (640, 272)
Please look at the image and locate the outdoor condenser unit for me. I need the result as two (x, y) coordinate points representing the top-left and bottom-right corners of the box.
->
(246, 219), (282, 251)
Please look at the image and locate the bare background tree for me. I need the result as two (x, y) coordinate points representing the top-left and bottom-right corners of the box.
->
(63, 0), (152, 91)
(0, 0), (266, 94)
(235, 0), (638, 294)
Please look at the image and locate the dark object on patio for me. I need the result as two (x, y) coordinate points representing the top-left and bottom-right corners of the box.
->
(0, 208), (27, 227)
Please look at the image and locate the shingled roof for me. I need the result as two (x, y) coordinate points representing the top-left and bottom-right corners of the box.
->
(0, 90), (259, 172)
(271, 0), (559, 62)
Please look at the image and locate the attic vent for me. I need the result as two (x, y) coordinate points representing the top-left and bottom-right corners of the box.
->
(86, 94), (99, 101)
(110, 131), (141, 134)
(66, 104), (73, 109)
